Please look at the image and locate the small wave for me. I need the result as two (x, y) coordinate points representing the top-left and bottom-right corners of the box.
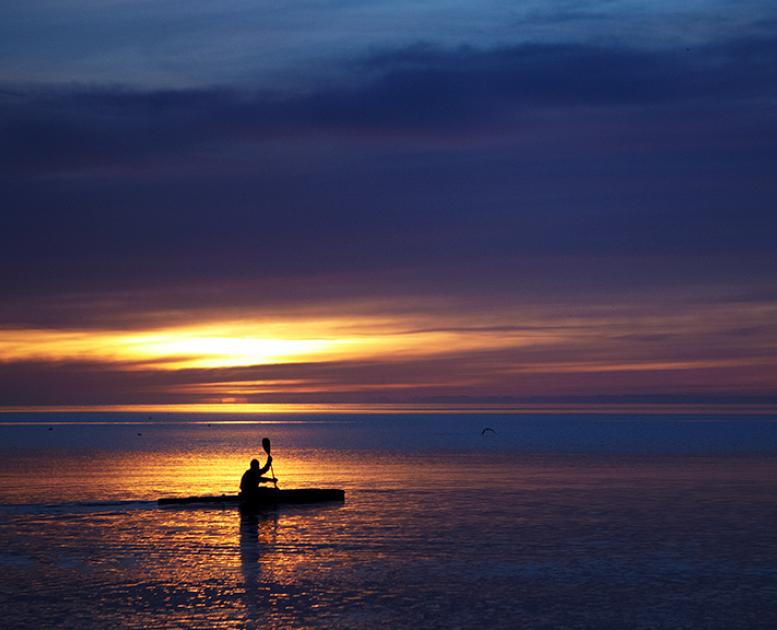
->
(0, 499), (158, 513)
(71, 499), (157, 508)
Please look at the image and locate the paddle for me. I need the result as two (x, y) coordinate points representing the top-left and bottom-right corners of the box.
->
(262, 437), (279, 489)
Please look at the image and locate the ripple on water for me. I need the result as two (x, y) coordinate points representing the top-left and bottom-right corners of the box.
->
(1, 425), (777, 628)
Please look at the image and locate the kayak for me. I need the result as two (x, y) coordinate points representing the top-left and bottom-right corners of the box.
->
(158, 488), (345, 506)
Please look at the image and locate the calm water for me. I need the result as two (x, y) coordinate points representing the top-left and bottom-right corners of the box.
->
(1, 413), (777, 629)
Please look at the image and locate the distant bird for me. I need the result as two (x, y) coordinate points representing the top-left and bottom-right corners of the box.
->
(207, 423), (211, 427)
(481, 427), (496, 437)
(48, 427), (54, 431)
(137, 432), (143, 437)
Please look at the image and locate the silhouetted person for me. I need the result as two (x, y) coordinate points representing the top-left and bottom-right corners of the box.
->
(239, 457), (274, 498)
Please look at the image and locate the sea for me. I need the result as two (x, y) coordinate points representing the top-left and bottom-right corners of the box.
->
(1, 412), (776, 629)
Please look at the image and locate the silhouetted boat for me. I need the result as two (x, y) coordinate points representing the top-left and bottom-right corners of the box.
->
(158, 488), (345, 506)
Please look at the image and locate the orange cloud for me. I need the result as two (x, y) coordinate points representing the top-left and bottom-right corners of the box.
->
(1, 295), (776, 409)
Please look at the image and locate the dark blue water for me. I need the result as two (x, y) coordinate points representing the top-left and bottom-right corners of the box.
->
(1, 413), (776, 628)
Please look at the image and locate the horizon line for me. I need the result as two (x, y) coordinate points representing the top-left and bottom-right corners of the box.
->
(2, 402), (777, 415)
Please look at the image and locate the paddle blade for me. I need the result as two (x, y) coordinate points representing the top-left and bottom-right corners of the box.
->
(261, 437), (271, 455)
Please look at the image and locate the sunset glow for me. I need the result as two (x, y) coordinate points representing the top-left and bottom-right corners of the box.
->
(0, 312), (566, 370)
(2, 0), (776, 412)
(2, 294), (776, 410)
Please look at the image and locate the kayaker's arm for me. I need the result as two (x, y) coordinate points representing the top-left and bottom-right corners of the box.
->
(257, 476), (278, 484)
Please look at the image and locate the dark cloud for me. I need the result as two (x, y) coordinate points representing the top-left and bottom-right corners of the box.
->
(2, 35), (776, 173)
(1, 33), (776, 355)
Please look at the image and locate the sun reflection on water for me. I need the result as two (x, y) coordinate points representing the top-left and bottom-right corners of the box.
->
(3, 416), (777, 627)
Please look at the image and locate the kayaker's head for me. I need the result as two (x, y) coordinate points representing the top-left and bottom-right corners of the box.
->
(249, 458), (259, 470)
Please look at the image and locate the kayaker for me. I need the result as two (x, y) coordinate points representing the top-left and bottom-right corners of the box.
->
(239, 457), (275, 497)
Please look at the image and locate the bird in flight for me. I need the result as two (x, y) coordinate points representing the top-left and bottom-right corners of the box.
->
(481, 427), (496, 437)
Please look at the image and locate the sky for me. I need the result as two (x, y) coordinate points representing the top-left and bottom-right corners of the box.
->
(1, 0), (776, 410)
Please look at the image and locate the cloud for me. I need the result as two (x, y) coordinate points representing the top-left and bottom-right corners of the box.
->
(2, 293), (776, 406)
(3, 339), (777, 406)
(1, 33), (776, 350)
(2, 35), (776, 173)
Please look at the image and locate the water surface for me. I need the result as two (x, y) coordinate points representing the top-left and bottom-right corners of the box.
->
(1, 413), (776, 628)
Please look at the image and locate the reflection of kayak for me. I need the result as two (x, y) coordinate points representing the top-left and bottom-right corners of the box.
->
(158, 488), (345, 506)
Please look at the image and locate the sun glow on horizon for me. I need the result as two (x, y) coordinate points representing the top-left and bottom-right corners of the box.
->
(0, 316), (555, 371)
(122, 333), (349, 368)
(0, 324), (362, 369)
(2, 298), (777, 408)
